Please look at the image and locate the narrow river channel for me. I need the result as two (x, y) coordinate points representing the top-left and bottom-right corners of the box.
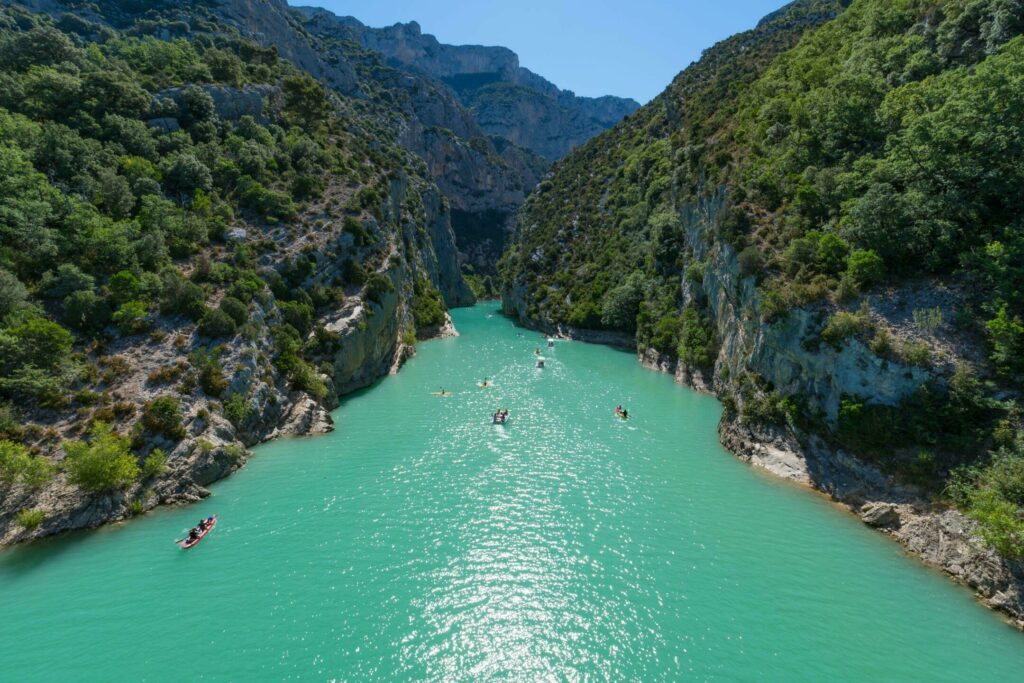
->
(2, 304), (1022, 681)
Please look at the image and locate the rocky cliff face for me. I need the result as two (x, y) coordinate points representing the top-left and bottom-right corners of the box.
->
(0, 0), (475, 545)
(0, 162), (465, 545)
(295, 11), (641, 162)
(294, 7), (549, 272)
(503, 186), (1024, 626)
(500, 0), (1024, 625)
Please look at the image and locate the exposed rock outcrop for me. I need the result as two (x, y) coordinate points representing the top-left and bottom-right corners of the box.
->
(298, 12), (641, 161)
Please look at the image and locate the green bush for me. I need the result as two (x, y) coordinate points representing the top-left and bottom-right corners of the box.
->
(365, 273), (393, 304)
(161, 275), (206, 320)
(113, 300), (151, 335)
(343, 217), (370, 246)
(820, 307), (872, 349)
(0, 440), (54, 489)
(197, 308), (237, 339)
(236, 175), (296, 221)
(108, 271), (141, 306)
(63, 290), (112, 332)
(219, 296), (249, 326)
(968, 489), (1024, 559)
(191, 347), (227, 397)
(141, 396), (185, 440)
(279, 300), (313, 336)
(738, 246), (763, 277)
(16, 508), (44, 530)
(678, 307), (716, 367)
(845, 250), (885, 288)
(288, 358), (327, 399)
(140, 448), (167, 478)
(344, 259), (367, 286)
(223, 393), (253, 427)
(912, 307), (944, 335)
(899, 340), (932, 367)
(411, 279), (444, 329)
(63, 422), (140, 492)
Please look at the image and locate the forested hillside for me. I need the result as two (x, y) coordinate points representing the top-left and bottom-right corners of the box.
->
(502, 0), (1024, 567)
(0, 1), (470, 542)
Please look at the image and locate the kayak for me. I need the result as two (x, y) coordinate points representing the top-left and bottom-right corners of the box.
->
(615, 410), (629, 420)
(179, 515), (217, 549)
(493, 414), (509, 424)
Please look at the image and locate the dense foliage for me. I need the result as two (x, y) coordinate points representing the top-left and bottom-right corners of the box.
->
(0, 4), (454, 418)
(500, 0), (848, 345)
(501, 0), (1024, 558)
(0, 2), (464, 526)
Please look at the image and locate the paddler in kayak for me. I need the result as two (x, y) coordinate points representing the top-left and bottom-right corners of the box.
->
(615, 405), (629, 419)
(186, 516), (213, 540)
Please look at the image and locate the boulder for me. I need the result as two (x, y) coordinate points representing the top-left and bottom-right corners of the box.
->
(861, 503), (902, 528)
(146, 117), (180, 133)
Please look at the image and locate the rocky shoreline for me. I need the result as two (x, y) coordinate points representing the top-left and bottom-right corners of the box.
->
(718, 413), (1024, 629)
(502, 296), (1024, 629)
(0, 307), (457, 548)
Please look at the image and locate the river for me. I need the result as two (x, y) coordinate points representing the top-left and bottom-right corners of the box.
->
(2, 304), (1022, 681)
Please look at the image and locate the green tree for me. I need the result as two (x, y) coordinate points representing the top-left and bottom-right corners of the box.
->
(63, 422), (140, 492)
(0, 268), (28, 319)
(163, 153), (212, 202)
(601, 272), (646, 331)
(112, 300), (150, 335)
(281, 73), (330, 128)
(987, 306), (1024, 378)
(197, 307), (237, 339)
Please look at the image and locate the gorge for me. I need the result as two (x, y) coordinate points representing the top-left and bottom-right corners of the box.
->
(1, 0), (1024, 674)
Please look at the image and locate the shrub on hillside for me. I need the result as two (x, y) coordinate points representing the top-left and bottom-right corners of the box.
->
(197, 307), (237, 339)
(63, 422), (140, 492)
(141, 396), (185, 440)
(16, 508), (44, 529)
(364, 273), (393, 304)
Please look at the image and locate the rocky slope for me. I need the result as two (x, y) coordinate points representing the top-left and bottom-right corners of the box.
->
(303, 13), (641, 161)
(501, 0), (1024, 625)
(0, 0), (472, 544)
(295, 6), (546, 273)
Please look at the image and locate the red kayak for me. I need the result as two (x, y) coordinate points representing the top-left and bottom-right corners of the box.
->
(179, 515), (217, 549)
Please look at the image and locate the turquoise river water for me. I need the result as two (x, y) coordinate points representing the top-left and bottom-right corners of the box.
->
(2, 304), (1023, 681)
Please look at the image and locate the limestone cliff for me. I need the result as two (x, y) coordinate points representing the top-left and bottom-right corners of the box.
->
(294, 6), (548, 272)
(301, 14), (641, 161)
(0, 163), (466, 545)
(0, 0), (473, 545)
(500, 0), (1024, 625)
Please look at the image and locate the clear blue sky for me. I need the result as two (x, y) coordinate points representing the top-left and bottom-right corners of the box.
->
(295, 1), (790, 104)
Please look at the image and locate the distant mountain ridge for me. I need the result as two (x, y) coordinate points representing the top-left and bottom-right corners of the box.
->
(294, 10), (641, 161)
